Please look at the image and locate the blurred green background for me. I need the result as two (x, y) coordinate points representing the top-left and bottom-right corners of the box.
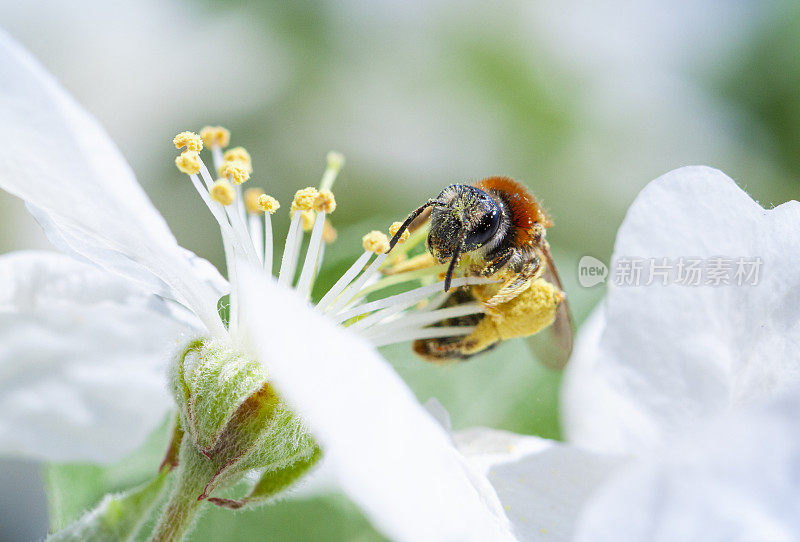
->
(1, 0), (798, 539)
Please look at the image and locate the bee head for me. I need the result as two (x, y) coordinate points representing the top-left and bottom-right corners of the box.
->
(427, 184), (501, 262)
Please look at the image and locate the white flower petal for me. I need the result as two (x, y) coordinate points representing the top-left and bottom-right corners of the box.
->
(455, 427), (625, 541)
(574, 391), (800, 542)
(564, 166), (800, 454)
(0, 251), (197, 463)
(237, 265), (514, 542)
(0, 31), (224, 334)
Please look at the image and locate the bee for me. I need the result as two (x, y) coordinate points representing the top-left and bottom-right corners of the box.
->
(387, 176), (573, 367)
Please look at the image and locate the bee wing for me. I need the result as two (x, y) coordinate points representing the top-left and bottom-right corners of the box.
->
(526, 246), (575, 370)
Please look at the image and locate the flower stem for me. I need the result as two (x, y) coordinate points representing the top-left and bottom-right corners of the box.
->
(149, 434), (214, 542)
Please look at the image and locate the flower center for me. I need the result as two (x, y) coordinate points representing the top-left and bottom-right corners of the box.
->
(172, 128), (494, 347)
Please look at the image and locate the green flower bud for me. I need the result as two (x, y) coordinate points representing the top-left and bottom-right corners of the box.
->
(168, 338), (317, 502)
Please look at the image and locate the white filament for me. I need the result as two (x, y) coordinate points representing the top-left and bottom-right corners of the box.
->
(278, 213), (302, 286)
(326, 253), (389, 315)
(296, 210), (327, 298)
(364, 303), (483, 337)
(334, 277), (495, 324)
(367, 326), (476, 347)
(248, 213), (264, 264)
(316, 251), (372, 311)
(263, 212), (274, 275)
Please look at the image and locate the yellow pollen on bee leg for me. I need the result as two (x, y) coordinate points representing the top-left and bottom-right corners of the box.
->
(322, 220), (338, 243)
(210, 179), (235, 206)
(199, 126), (231, 148)
(290, 187), (319, 213)
(175, 150), (201, 175)
(219, 160), (250, 185)
(244, 188), (265, 214)
(223, 146), (253, 173)
(257, 194), (280, 214)
(389, 221), (410, 243)
(362, 231), (389, 254)
(313, 190), (336, 213)
(173, 131), (203, 152)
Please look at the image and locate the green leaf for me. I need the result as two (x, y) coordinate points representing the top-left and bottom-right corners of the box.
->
(48, 468), (169, 542)
(45, 416), (173, 532)
(188, 494), (385, 542)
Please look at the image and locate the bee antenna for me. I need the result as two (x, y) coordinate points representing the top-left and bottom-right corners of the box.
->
(443, 229), (467, 293)
(387, 199), (442, 252)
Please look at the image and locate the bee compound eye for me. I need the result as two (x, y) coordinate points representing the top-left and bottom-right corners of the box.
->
(465, 203), (501, 250)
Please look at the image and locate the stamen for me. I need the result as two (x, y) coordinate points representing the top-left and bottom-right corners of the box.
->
(296, 211), (327, 298)
(323, 253), (389, 315)
(389, 221), (410, 244)
(316, 251), (373, 311)
(244, 188), (265, 214)
(200, 126), (230, 149)
(223, 147), (253, 173)
(299, 210), (316, 232)
(383, 221), (430, 268)
(314, 190), (336, 213)
(365, 303), (483, 335)
(198, 160), (257, 264)
(368, 326), (477, 348)
(175, 151), (201, 175)
(353, 263), (447, 300)
(242, 188), (264, 264)
(257, 194), (280, 214)
(210, 179), (235, 206)
(173, 131), (203, 152)
(332, 276), (496, 323)
(291, 187), (319, 213)
(257, 194), (279, 274)
(320, 230), (395, 313)
(346, 295), (416, 331)
(219, 161), (250, 185)
(187, 174), (238, 247)
(320, 151), (345, 191)
(322, 220), (337, 243)
(417, 291), (450, 312)
(362, 231), (390, 254)
(278, 212), (302, 286)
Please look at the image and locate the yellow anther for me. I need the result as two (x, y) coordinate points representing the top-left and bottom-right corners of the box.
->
(199, 126), (231, 148)
(175, 151), (201, 175)
(257, 194), (280, 214)
(313, 189), (336, 213)
(210, 179), (235, 206)
(291, 187), (319, 213)
(219, 160), (250, 185)
(244, 187), (265, 214)
(223, 147), (253, 173)
(173, 131), (203, 152)
(389, 221), (410, 244)
(300, 210), (316, 231)
(362, 231), (389, 254)
(326, 151), (345, 172)
(322, 220), (338, 243)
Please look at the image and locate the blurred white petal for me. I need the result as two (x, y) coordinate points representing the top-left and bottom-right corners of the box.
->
(237, 265), (513, 542)
(455, 427), (625, 541)
(564, 166), (800, 454)
(574, 391), (800, 542)
(0, 251), (198, 463)
(0, 31), (224, 332)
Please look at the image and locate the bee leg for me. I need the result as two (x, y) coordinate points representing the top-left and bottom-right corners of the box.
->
(483, 250), (540, 309)
(481, 249), (514, 278)
(483, 276), (533, 310)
